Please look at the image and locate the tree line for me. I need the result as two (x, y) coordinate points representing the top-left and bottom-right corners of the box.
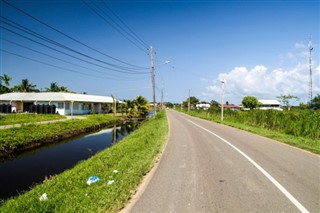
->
(169, 94), (320, 111)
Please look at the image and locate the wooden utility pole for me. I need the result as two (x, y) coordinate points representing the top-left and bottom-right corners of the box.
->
(150, 46), (156, 116)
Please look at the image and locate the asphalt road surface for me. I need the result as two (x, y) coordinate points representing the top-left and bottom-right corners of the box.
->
(127, 109), (320, 213)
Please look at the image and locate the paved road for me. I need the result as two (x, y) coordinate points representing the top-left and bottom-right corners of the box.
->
(127, 109), (320, 213)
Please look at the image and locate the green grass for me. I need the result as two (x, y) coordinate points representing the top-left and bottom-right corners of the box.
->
(0, 114), (118, 153)
(180, 109), (320, 154)
(0, 114), (65, 126)
(0, 111), (168, 212)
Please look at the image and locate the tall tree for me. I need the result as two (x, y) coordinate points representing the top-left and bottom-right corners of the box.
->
(134, 96), (149, 117)
(0, 74), (11, 87)
(183, 96), (199, 108)
(13, 79), (38, 92)
(45, 82), (69, 92)
(277, 94), (299, 111)
(242, 96), (259, 109)
(308, 94), (320, 110)
(0, 74), (12, 94)
(45, 82), (60, 92)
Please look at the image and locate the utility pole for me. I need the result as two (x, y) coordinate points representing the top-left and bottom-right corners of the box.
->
(150, 46), (156, 116)
(308, 34), (313, 102)
(188, 89), (190, 113)
(220, 80), (225, 121)
(160, 81), (164, 110)
(161, 88), (163, 110)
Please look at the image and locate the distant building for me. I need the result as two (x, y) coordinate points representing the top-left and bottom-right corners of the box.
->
(258, 99), (283, 111)
(0, 92), (116, 115)
(196, 102), (211, 110)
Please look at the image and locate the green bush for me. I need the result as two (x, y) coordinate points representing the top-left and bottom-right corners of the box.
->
(188, 109), (320, 139)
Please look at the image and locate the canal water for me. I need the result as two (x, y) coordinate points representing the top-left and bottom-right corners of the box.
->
(0, 121), (138, 201)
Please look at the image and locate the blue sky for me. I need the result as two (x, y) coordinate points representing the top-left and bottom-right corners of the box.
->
(0, 0), (319, 104)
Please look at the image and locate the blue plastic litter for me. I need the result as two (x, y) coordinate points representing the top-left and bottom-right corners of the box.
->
(87, 176), (100, 185)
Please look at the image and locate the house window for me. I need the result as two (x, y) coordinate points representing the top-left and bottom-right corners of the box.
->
(65, 103), (70, 110)
(83, 103), (90, 110)
(73, 103), (79, 110)
(57, 103), (64, 109)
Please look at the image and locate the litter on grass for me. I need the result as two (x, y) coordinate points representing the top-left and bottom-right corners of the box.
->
(87, 176), (100, 185)
(113, 170), (119, 173)
(39, 193), (48, 201)
(107, 180), (115, 185)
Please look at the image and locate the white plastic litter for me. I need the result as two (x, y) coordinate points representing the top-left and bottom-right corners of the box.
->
(113, 170), (119, 173)
(39, 193), (48, 201)
(107, 180), (115, 185)
(86, 176), (100, 185)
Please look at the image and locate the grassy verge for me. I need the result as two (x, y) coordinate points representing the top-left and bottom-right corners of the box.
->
(0, 114), (65, 126)
(179, 109), (320, 154)
(0, 111), (168, 212)
(0, 114), (118, 155)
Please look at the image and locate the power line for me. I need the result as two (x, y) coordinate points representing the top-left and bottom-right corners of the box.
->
(82, 0), (149, 54)
(1, 0), (148, 69)
(1, 37), (146, 80)
(0, 16), (149, 73)
(101, 0), (150, 49)
(1, 49), (149, 81)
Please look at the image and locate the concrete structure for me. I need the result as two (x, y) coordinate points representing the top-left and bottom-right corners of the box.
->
(258, 99), (283, 111)
(0, 92), (116, 115)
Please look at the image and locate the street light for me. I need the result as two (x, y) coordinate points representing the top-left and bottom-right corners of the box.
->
(220, 80), (225, 121)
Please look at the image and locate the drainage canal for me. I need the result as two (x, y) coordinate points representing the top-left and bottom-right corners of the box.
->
(0, 121), (139, 201)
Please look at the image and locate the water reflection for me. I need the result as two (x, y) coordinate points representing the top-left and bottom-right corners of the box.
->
(0, 121), (138, 201)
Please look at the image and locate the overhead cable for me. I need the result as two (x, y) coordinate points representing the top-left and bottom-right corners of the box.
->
(0, 18), (150, 74)
(83, 0), (149, 54)
(0, 49), (149, 81)
(1, 37), (146, 79)
(101, 0), (150, 49)
(1, 0), (148, 69)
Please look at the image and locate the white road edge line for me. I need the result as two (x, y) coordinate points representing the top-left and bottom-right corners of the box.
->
(185, 118), (310, 213)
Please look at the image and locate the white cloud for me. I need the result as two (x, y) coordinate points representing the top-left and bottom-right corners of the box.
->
(201, 41), (319, 104)
(279, 42), (309, 63)
(200, 78), (208, 82)
(294, 42), (306, 49)
(202, 63), (320, 104)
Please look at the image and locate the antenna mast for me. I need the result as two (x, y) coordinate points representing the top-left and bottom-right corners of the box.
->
(308, 34), (313, 102)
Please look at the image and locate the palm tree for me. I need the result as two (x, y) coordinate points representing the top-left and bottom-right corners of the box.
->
(13, 79), (38, 92)
(134, 96), (150, 117)
(45, 82), (69, 92)
(45, 82), (60, 92)
(0, 74), (11, 87)
(0, 74), (12, 94)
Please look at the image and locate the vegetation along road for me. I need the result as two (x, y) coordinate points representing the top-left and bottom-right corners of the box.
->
(126, 109), (320, 213)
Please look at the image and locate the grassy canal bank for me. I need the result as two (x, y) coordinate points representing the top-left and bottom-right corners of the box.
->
(0, 111), (168, 212)
(0, 114), (119, 158)
(0, 114), (65, 126)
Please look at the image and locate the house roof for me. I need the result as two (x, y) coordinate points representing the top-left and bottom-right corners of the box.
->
(0, 92), (115, 103)
(258, 99), (281, 105)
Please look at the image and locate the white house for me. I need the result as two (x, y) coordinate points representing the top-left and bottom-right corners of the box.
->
(0, 92), (117, 115)
(258, 99), (283, 111)
(196, 102), (211, 110)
